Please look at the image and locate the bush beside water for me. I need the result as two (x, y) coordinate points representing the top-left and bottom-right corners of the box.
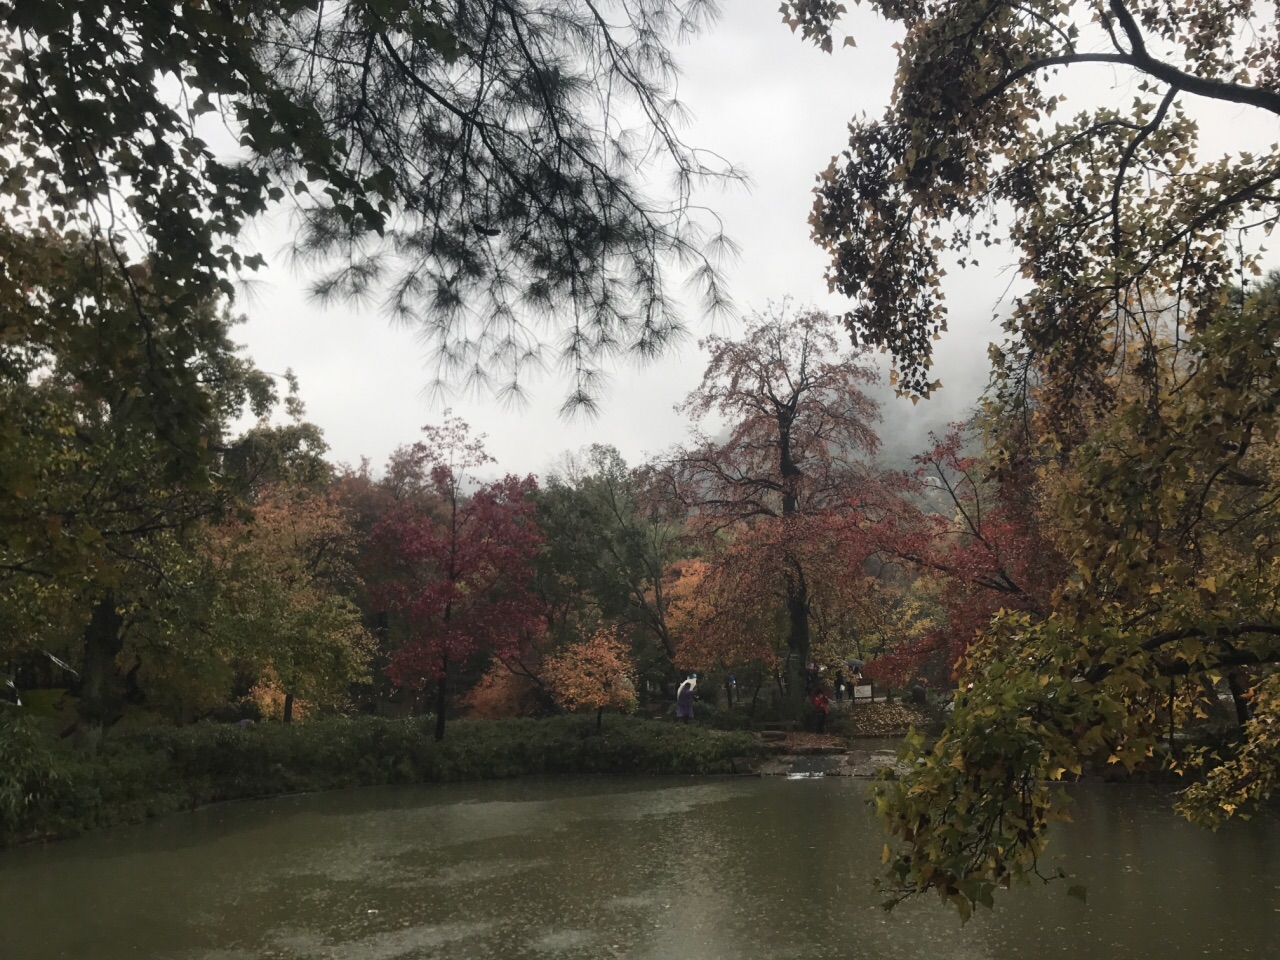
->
(0, 713), (763, 847)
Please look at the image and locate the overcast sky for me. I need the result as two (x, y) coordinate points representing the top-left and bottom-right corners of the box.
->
(228, 3), (1278, 479)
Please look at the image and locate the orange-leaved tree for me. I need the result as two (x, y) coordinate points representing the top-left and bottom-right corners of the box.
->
(201, 481), (373, 722)
(463, 663), (548, 719)
(543, 629), (637, 731)
(667, 556), (779, 688)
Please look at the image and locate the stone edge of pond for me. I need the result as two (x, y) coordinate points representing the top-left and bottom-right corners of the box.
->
(729, 745), (908, 778)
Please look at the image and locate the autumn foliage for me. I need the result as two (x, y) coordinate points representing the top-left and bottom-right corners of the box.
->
(670, 305), (887, 707)
(462, 665), (545, 720)
(376, 475), (543, 682)
(858, 425), (1067, 687)
(370, 417), (544, 739)
(543, 630), (637, 726)
(668, 558), (778, 673)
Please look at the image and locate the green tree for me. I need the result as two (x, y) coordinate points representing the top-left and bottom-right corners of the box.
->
(0, 227), (297, 743)
(788, 0), (1280, 410)
(202, 482), (373, 723)
(875, 284), (1280, 916)
(536, 445), (690, 667)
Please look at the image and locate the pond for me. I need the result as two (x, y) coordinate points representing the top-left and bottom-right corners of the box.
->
(2, 771), (1277, 959)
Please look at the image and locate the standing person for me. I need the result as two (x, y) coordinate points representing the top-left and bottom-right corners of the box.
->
(811, 687), (831, 734)
(834, 670), (846, 702)
(804, 662), (819, 695)
(676, 674), (697, 723)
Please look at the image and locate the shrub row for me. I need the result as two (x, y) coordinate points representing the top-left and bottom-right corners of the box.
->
(0, 713), (764, 847)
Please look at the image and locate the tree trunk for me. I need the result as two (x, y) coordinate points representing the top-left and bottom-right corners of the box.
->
(749, 669), (765, 719)
(779, 416), (810, 721)
(434, 655), (449, 741)
(1227, 670), (1252, 727)
(784, 575), (810, 718)
(74, 596), (124, 752)
(283, 693), (295, 724)
(596, 706), (604, 732)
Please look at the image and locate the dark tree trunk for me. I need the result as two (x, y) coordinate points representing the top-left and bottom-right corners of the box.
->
(749, 669), (765, 719)
(434, 656), (449, 741)
(779, 414), (810, 720)
(1227, 670), (1252, 727)
(122, 658), (146, 705)
(283, 693), (295, 724)
(653, 622), (676, 663)
(74, 596), (124, 751)
(596, 706), (604, 732)
(436, 499), (459, 743)
(784, 575), (810, 718)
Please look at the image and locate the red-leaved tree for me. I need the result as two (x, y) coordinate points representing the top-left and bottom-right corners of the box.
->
(670, 304), (885, 711)
(872, 425), (1066, 686)
(372, 415), (543, 739)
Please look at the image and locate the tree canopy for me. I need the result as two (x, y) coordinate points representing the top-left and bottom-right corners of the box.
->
(786, 0), (1280, 410)
(782, 0), (1280, 916)
(370, 416), (544, 740)
(670, 304), (888, 709)
(2, 0), (740, 424)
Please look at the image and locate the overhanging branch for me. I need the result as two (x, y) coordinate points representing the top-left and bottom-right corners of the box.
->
(1107, 0), (1280, 115)
(1083, 621), (1280, 683)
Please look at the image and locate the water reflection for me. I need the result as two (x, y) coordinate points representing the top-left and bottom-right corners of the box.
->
(1, 777), (1276, 959)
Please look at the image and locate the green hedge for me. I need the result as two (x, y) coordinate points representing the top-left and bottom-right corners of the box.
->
(0, 714), (764, 847)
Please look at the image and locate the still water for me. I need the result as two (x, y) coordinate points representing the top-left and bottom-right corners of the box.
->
(2, 772), (1277, 960)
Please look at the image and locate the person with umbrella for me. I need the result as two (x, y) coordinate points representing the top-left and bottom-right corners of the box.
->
(676, 674), (697, 723)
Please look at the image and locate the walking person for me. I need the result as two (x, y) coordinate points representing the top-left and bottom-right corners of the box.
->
(676, 674), (697, 723)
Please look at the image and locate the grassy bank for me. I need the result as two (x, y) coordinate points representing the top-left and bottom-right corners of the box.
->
(0, 714), (764, 848)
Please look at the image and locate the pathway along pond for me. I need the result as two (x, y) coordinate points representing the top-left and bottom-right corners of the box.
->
(2, 770), (1278, 959)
